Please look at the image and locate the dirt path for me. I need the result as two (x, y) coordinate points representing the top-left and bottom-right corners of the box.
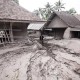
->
(0, 46), (28, 55)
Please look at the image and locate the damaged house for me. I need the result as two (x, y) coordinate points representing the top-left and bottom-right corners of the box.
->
(0, 0), (41, 44)
(43, 11), (80, 39)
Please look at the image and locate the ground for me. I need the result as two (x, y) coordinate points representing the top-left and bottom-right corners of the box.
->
(0, 38), (80, 80)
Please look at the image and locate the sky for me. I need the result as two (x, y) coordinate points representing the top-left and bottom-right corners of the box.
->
(19, 0), (80, 14)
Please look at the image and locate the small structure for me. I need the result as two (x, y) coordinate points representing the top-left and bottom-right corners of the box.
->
(43, 11), (80, 39)
(27, 22), (45, 38)
(0, 0), (41, 44)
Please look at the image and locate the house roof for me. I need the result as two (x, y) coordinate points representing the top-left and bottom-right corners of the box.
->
(43, 11), (80, 29)
(75, 14), (80, 21)
(0, 0), (41, 22)
(27, 22), (45, 30)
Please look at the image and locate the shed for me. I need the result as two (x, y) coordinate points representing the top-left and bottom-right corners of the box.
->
(27, 22), (45, 38)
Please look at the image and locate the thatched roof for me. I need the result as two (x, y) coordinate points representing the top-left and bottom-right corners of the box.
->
(0, 0), (41, 22)
(43, 11), (80, 29)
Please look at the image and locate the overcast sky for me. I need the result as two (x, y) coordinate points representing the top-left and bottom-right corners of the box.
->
(19, 0), (80, 14)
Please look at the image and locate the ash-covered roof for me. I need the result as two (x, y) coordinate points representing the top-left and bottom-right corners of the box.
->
(75, 14), (80, 21)
(0, 0), (41, 22)
(43, 11), (80, 29)
(27, 22), (45, 30)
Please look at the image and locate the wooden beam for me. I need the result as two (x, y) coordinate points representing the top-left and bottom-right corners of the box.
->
(10, 22), (14, 42)
(0, 19), (47, 23)
(0, 29), (21, 31)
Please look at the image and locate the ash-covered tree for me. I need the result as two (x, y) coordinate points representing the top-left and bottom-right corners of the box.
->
(13, 0), (19, 4)
(33, 0), (65, 20)
(33, 2), (54, 20)
(67, 8), (76, 14)
(33, 0), (77, 20)
(53, 0), (65, 11)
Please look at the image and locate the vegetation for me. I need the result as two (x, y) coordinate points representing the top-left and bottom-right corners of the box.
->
(53, 0), (65, 11)
(13, 0), (19, 4)
(33, 0), (77, 20)
(67, 8), (76, 14)
(34, 2), (53, 20)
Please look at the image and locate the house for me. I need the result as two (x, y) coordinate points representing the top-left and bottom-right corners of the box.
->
(0, 0), (41, 44)
(27, 22), (45, 38)
(43, 11), (80, 39)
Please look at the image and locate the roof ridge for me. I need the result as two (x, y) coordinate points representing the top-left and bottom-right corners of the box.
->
(43, 11), (80, 29)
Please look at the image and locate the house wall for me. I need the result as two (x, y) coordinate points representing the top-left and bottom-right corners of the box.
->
(45, 16), (69, 39)
(71, 31), (80, 38)
(12, 23), (29, 40)
(52, 28), (66, 39)
(0, 22), (10, 29)
(36, 31), (41, 37)
(0, 22), (29, 43)
(0, 22), (12, 43)
(28, 30), (41, 38)
(48, 16), (68, 28)
(43, 28), (66, 39)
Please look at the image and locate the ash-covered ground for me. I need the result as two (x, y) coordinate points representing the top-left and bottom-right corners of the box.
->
(0, 38), (80, 80)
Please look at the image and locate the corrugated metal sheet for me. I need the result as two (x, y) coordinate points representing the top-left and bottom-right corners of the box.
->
(27, 23), (45, 30)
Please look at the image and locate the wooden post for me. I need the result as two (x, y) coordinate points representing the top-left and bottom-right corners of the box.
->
(39, 30), (44, 45)
(10, 22), (14, 42)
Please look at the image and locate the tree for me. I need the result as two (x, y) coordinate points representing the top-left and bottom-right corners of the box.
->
(34, 2), (54, 20)
(67, 8), (76, 14)
(33, 0), (77, 20)
(33, 1), (65, 20)
(53, 0), (65, 11)
(44, 2), (54, 19)
(13, 0), (19, 4)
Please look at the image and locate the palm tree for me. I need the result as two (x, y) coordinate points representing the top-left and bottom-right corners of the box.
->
(54, 0), (65, 11)
(44, 2), (54, 19)
(33, 2), (54, 20)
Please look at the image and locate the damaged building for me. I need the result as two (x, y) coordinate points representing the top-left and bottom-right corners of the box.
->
(0, 0), (41, 44)
(43, 11), (80, 39)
